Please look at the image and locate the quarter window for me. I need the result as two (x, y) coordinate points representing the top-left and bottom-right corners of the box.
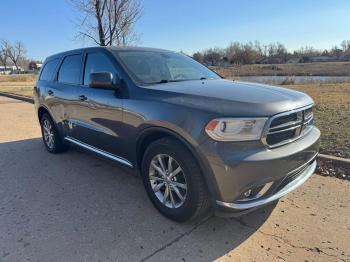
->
(39, 59), (59, 81)
(58, 54), (83, 84)
(84, 53), (115, 85)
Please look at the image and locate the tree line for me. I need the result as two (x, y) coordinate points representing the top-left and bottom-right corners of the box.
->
(192, 40), (350, 66)
(0, 40), (28, 71)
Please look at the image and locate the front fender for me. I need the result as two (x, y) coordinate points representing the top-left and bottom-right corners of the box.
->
(135, 124), (220, 200)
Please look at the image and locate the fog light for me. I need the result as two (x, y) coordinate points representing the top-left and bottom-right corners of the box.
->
(243, 189), (252, 197)
(238, 181), (274, 202)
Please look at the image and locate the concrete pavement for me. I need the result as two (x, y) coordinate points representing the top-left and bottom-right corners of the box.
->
(0, 96), (349, 262)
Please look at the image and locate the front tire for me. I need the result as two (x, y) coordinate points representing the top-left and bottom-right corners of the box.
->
(141, 138), (211, 222)
(40, 113), (69, 153)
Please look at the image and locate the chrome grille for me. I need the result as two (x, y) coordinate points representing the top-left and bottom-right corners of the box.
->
(262, 105), (313, 148)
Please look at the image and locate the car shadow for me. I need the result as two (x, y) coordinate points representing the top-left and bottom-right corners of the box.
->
(0, 138), (276, 261)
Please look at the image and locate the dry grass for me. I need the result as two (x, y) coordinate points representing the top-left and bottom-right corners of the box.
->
(0, 82), (34, 97)
(0, 74), (37, 83)
(0, 74), (36, 97)
(0, 75), (349, 158)
(287, 83), (350, 158)
(213, 61), (350, 77)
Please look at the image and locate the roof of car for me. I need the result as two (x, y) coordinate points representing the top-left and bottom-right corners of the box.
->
(45, 46), (175, 61)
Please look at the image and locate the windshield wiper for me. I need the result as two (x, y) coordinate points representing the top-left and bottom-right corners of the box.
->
(149, 78), (209, 85)
(151, 79), (184, 84)
(158, 79), (170, 83)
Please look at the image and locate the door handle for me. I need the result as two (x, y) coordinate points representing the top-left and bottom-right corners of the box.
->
(78, 95), (88, 101)
(47, 90), (54, 95)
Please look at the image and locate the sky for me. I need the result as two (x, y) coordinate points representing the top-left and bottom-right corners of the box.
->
(1, 0), (349, 61)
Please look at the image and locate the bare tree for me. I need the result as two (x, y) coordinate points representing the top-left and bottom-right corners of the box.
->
(8, 41), (26, 70)
(192, 52), (204, 63)
(341, 40), (350, 54)
(72, 0), (142, 46)
(225, 42), (260, 65)
(0, 40), (11, 70)
(192, 39), (350, 65)
(203, 48), (223, 66)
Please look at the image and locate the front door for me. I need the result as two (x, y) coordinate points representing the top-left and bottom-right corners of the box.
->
(69, 51), (124, 157)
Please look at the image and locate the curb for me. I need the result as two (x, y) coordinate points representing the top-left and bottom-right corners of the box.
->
(0, 92), (34, 104)
(317, 154), (350, 168)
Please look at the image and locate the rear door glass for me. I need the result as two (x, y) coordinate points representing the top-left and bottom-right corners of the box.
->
(58, 54), (83, 84)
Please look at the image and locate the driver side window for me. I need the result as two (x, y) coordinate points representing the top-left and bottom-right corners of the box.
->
(83, 52), (116, 85)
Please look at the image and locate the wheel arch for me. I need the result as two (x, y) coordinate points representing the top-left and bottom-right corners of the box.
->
(136, 127), (219, 199)
(37, 105), (50, 122)
(37, 105), (65, 140)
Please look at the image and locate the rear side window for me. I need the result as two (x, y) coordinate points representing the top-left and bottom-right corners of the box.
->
(58, 54), (83, 84)
(83, 52), (115, 85)
(39, 59), (59, 81)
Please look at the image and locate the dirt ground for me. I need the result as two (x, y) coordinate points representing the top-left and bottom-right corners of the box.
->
(0, 95), (349, 262)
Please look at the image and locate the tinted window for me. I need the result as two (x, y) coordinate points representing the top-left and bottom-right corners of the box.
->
(39, 59), (59, 81)
(84, 52), (115, 85)
(58, 54), (83, 84)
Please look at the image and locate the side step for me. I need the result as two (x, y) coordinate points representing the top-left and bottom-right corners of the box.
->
(64, 137), (133, 168)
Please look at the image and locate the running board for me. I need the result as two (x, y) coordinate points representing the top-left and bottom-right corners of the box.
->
(64, 137), (133, 168)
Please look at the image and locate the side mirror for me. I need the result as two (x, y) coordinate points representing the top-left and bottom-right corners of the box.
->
(89, 72), (118, 89)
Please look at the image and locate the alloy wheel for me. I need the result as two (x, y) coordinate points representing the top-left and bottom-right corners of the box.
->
(149, 154), (187, 208)
(43, 119), (54, 149)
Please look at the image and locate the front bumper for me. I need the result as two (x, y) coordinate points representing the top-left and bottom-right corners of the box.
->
(197, 127), (320, 215)
(216, 156), (316, 211)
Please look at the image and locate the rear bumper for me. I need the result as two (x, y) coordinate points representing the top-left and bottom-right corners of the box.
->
(197, 127), (320, 215)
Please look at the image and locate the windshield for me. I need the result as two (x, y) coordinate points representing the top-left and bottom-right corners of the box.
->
(113, 50), (220, 85)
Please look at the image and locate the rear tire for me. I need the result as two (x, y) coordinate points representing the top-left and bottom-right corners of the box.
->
(141, 137), (211, 222)
(40, 113), (69, 153)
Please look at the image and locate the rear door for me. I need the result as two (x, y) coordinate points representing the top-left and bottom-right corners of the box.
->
(37, 58), (60, 110)
(51, 53), (84, 136)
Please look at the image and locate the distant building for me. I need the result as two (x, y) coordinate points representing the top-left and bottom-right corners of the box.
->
(0, 65), (19, 75)
(287, 57), (301, 64)
(340, 54), (350, 61)
(28, 61), (43, 71)
(310, 56), (336, 62)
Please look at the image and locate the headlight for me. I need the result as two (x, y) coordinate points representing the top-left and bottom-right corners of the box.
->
(205, 118), (268, 141)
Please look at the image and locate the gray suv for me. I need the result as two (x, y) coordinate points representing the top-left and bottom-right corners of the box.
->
(33, 47), (320, 222)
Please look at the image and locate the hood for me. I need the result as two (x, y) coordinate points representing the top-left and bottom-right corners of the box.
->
(145, 79), (313, 116)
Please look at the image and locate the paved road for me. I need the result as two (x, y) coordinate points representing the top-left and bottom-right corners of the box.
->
(0, 96), (349, 262)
